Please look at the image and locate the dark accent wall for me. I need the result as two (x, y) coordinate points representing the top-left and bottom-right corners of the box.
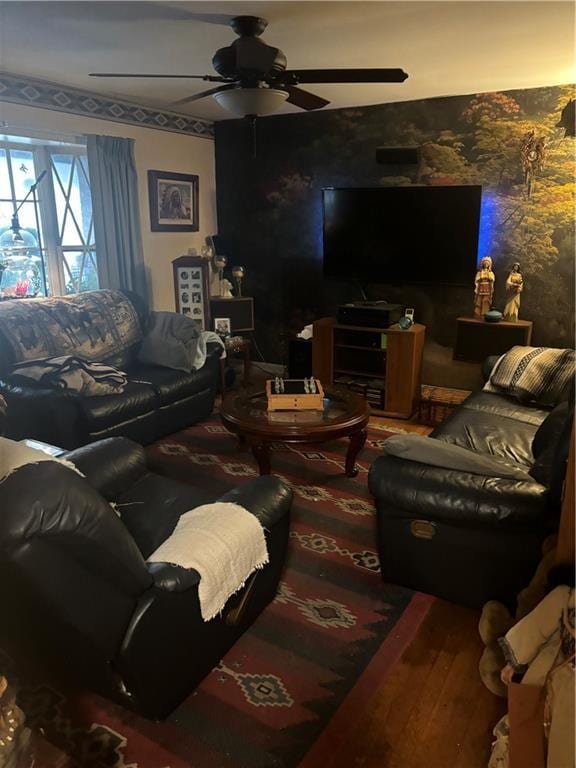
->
(214, 85), (575, 385)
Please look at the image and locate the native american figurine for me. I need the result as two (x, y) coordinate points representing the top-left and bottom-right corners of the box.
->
(474, 256), (495, 318)
(503, 262), (524, 322)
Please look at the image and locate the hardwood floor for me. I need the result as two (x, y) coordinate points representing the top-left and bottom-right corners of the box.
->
(303, 600), (505, 768)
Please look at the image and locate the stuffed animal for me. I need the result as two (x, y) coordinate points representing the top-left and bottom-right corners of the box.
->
(480, 539), (575, 768)
(488, 584), (575, 768)
(478, 536), (557, 697)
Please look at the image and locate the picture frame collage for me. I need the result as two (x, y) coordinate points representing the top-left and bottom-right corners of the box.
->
(172, 255), (211, 331)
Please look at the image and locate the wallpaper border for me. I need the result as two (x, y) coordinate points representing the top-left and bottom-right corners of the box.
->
(0, 71), (214, 139)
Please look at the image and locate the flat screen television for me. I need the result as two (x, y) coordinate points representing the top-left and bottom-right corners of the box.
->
(322, 185), (482, 285)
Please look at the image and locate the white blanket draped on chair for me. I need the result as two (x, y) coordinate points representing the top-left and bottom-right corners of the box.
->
(147, 502), (269, 621)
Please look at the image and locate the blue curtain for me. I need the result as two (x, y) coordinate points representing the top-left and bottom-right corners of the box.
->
(86, 135), (147, 300)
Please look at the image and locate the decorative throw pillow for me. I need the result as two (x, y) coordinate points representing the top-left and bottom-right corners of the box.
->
(483, 346), (575, 407)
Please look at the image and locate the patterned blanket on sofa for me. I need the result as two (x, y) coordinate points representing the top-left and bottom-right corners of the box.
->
(11, 355), (128, 396)
(0, 290), (142, 365)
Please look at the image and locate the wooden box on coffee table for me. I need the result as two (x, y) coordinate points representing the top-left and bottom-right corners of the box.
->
(266, 378), (324, 411)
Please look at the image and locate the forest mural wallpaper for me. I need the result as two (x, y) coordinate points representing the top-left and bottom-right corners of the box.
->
(214, 84), (575, 384)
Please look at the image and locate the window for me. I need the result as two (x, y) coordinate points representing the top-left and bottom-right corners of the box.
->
(0, 145), (46, 296)
(0, 136), (98, 297)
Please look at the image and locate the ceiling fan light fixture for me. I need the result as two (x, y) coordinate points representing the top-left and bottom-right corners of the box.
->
(212, 87), (288, 117)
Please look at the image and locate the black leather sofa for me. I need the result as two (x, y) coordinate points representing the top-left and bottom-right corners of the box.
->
(0, 290), (220, 449)
(0, 437), (292, 719)
(369, 359), (574, 609)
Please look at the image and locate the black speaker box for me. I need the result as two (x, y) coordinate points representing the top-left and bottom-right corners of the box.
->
(376, 147), (421, 165)
(209, 297), (254, 332)
(453, 319), (533, 362)
(338, 302), (403, 329)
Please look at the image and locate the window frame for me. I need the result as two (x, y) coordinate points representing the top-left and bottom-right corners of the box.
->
(0, 138), (97, 297)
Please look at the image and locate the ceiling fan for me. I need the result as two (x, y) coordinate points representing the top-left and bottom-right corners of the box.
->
(90, 15), (408, 118)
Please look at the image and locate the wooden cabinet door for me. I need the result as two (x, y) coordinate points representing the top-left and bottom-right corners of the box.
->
(312, 318), (334, 385)
(385, 326), (424, 418)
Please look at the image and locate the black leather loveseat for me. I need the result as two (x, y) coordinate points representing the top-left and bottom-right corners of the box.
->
(0, 289), (220, 449)
(369, 358), (574, 610)
(0, 436), (292, 719)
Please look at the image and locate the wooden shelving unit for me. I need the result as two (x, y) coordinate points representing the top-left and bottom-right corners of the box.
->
(312, 317), (426, 419)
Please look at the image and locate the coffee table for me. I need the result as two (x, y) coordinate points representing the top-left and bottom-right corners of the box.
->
(220, 388), (369, 477)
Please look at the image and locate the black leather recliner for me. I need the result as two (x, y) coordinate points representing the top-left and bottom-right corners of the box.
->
(0, 437), (292, 719)
(369, 360), (574, 610)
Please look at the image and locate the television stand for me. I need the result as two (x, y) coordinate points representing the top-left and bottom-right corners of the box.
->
(312, 317), (425, 419)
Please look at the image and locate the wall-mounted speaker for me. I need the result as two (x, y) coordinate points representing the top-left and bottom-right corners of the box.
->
(376, 147), (421, 165)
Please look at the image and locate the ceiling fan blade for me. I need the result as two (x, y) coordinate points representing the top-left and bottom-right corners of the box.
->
(280, 68), (409, 84)
(181, 12), (236, 26)
(21, 3), (235, 25)
(89, 73), (228, 81)
(172, 84), (237, 107)
(285, 85), (330, 111)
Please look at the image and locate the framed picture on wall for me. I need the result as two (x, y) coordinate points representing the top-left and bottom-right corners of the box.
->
(148, 170), (199, 232)
(172, 255), (211, 331)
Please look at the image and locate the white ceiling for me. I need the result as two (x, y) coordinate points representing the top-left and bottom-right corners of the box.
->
(0, 1), (574, 122)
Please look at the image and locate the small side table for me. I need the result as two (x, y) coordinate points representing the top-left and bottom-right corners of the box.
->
(453, 316), (533, 362)
(418, 385), (472, 425)
(220, 337), (251, 394)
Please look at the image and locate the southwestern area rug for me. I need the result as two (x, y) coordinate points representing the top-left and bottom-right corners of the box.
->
(20, 414), (434, 768)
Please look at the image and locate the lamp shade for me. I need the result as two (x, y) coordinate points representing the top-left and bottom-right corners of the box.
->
(0, 227), (38, 253)
(213, 87), (289, 117)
